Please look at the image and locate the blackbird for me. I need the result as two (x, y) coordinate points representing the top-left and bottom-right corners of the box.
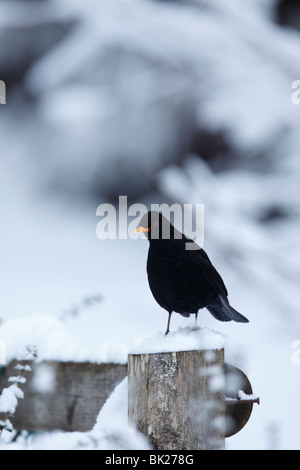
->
(137, 211), (249, 335)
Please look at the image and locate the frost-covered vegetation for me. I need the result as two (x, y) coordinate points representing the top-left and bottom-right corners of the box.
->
(0, 346), (36, 437)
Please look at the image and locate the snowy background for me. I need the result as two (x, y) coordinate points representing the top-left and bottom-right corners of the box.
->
(0, 0), (300, 450)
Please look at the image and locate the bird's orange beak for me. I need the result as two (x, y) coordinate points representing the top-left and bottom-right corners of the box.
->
(136, 226), (150, 233)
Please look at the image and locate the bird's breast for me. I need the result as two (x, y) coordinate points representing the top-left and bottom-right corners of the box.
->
(146, 250), (215, 313)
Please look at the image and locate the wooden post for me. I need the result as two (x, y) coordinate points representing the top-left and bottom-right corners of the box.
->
(128, 349), (225, 450)
(0, 360), (127, 432)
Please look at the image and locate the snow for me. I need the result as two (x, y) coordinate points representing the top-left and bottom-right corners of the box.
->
(0, 379), (150, 450)
(0, 314), (128, 365)
(0, 384), (24, 414)
(0, 0), (300, 451)
(8, 377), (27, 385)
(3, 0), (296, 199)
(130, 326), (246, 371)
(14, 365), (32, 372)
(238, 391), (258, 401)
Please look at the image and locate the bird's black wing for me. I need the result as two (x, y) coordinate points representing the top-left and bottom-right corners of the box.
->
(182, 234), (248, 323)
(183, 234), (228, 297)
(198, 253), (228, 298)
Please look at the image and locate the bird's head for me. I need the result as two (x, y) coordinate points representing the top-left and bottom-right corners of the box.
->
(136, 211), (180, 241)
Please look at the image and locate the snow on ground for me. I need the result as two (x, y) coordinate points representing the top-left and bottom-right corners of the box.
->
(0, 378), (151, 450)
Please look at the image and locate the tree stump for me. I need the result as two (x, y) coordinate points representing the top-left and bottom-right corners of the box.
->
(128, 349), (225, 450)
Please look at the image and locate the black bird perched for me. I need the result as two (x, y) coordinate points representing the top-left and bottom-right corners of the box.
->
(137, 211), (249, 335)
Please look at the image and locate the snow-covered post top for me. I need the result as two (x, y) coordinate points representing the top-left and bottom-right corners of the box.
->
(128, 327), (259, 448)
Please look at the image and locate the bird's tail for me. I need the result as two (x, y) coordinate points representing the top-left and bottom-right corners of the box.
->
(230, 306), (249, 323)
(207, 295), (249, 323)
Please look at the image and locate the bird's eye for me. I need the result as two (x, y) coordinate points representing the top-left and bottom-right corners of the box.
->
(153, 221), (159, 228)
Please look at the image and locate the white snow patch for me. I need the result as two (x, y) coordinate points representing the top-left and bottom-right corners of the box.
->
(0, 384), (24, 414)
(130, 326), (246, 370)
(0, 314), (128, 365)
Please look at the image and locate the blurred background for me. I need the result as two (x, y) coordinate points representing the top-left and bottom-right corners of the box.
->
(0, 0), (300, 450)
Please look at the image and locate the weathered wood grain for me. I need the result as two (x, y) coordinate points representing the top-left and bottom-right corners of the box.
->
(128, 349), (225, 450)
(0, 361), (127, 432)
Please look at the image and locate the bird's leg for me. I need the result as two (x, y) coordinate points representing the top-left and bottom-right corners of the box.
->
(195, 311), (198, 327)
(165, 312), (172, 335)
